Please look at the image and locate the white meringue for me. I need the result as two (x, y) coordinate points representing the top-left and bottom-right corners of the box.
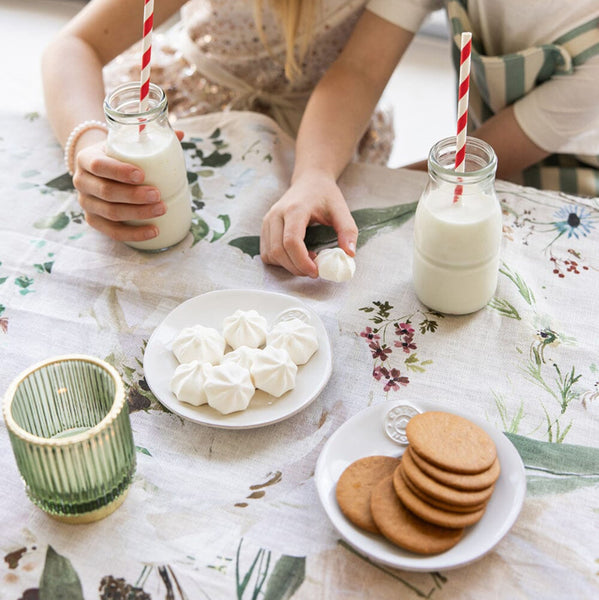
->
(172, 324), (226, 365)
(222, 345), (260, 372)
(250, 346), (297, 397)
(170, 361), (212, 406)
(266, 318), (319, 365)
(315, 247), (356, 282)
(222, 309), (268, 349)
(204, 362), (255, 414)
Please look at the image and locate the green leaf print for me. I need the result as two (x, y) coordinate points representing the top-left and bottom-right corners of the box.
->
(236, 539), (271, 599)
(228, 203), (418, 258)
(304, 202), (418, 250)
(45, 173), (75, 191)
(262, 556), (305, 600)
(14, 275), (34, 292)
(34, 212), (71, 231)
(229, 235), (261, 258)
(34, 261), (54, 274)
(211, 214), (232, 242)
(499, 263), (536, 305)
(39, 546), (84, 600)
(505, 432), (599, 496)
(488, 297), (521, 320)
(191, 216), (211, 246)
(199, 149), (232, 168)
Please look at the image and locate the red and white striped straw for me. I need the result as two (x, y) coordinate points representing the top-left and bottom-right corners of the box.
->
(453, 31), (472, 202)
(139, 0), (154, 131)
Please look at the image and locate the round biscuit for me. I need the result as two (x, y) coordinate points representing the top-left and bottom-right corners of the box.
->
(370, 476), (464, 555)
(393, 467), (487, 529)
(406, 411), (497, 474)
(409, 446), (500, 491)
(400, 464), (488, 514)
(335, 455), (401, 534)
(402, 447), (495, 507)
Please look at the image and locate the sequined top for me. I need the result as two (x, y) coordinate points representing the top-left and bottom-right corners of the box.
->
(104, 0), (393, 163)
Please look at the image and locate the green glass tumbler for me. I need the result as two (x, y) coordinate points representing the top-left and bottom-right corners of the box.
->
(2, 355), (136, 523)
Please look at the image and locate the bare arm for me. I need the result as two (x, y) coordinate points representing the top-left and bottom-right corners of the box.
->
(404, 105), (549, 177)
(43, 0), (184, 145)
(41, 0), (186, 243)
(471, 105), (549, 179)
(261, 11), (414, 276)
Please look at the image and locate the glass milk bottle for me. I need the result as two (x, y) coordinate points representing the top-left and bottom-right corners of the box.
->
(412, 137), (502, 315)
(104, 82), (192, 251)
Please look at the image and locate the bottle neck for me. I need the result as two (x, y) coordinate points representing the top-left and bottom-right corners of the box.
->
(428, 136), (497, 188)
(104, 82), (168, 128)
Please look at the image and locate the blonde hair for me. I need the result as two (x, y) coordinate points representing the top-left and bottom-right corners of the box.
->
(253, 0), (319, 81)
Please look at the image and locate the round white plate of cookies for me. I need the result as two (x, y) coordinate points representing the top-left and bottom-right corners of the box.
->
(314, 399), (526, 571)
(144, 289), (332, 429)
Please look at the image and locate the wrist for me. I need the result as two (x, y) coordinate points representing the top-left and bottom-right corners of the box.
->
(64, 120), (108, 175)
(291, 165), (338, 186)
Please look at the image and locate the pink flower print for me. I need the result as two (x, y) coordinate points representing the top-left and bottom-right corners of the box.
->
(373, 366), (385, 380)
(373, 366), (410, 391)
(360, 326), (380, 342)
(395, 322), (414, 336)
(395, 338), (417, 353)
(394, 322), (417, 354)
(369, 342), (392, 361)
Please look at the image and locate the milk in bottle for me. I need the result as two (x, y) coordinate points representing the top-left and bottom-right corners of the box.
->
(412, 137), (502, 315)
(104, 82), (192, 251)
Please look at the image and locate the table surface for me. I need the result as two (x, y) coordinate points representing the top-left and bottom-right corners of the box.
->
(1, 109), (598, 600)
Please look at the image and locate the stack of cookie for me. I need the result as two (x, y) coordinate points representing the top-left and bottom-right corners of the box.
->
(336, 411), (501, 555)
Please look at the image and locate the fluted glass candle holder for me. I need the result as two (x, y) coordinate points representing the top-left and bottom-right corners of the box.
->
(2, 355), (136, 523)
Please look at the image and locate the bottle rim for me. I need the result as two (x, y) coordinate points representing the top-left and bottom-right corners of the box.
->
(428, 136), (497, 184)
(103, 82), (167, 125)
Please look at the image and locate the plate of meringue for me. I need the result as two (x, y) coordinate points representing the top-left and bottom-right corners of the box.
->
(143, 289), (333, 429)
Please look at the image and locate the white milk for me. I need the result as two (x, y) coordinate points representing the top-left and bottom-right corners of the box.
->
(106, 125), (192, 251)
(412, 181), (502, 314)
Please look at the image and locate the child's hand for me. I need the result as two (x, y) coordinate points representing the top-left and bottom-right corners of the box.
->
(72, 141), (165, 243)
(260, 171), (357, 277)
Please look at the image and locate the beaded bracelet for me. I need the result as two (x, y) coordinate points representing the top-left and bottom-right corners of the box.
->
(64, 120), (108, 176)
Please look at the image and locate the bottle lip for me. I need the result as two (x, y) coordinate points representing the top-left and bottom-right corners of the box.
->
(103, 82), (167, 125)
(428, 136), (497, 184)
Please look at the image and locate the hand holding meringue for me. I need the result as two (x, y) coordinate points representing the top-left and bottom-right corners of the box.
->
(315, 247), (356, 282)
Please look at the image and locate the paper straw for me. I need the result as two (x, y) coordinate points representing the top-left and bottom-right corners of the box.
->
(139, 0), (154, 132)
(453, 31), (472, 202)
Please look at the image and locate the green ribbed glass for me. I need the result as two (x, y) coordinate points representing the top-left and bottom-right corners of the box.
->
(3, 355), (136, 523)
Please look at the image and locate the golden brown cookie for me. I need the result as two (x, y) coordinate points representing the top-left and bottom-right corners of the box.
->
(393, 467), (487, 529)
(400, 463), (488, 514)
(401, 447), (494, 507)
(335, 455), (401, 534)
(370, 476), (464, 555)
(408, 446), (501, 491)
(406, 411), (497, 474)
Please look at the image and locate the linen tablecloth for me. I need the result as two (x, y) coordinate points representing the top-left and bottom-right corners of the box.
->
(1, 109), (598, 599)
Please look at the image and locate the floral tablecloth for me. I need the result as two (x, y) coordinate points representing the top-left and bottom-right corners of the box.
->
(1, 109), (598, 600)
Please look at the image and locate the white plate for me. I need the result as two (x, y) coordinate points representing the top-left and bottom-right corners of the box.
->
(315, 400), (526, 571)
(144, 289), (332, 429)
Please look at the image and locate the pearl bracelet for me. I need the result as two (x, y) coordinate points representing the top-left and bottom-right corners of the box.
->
(63, 119), (108, 176)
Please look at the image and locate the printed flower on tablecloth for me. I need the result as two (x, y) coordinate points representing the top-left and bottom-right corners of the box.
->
(373, 366), (410, 392)
(552, 205), (594, 240)
(359, 301), (436, 393)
